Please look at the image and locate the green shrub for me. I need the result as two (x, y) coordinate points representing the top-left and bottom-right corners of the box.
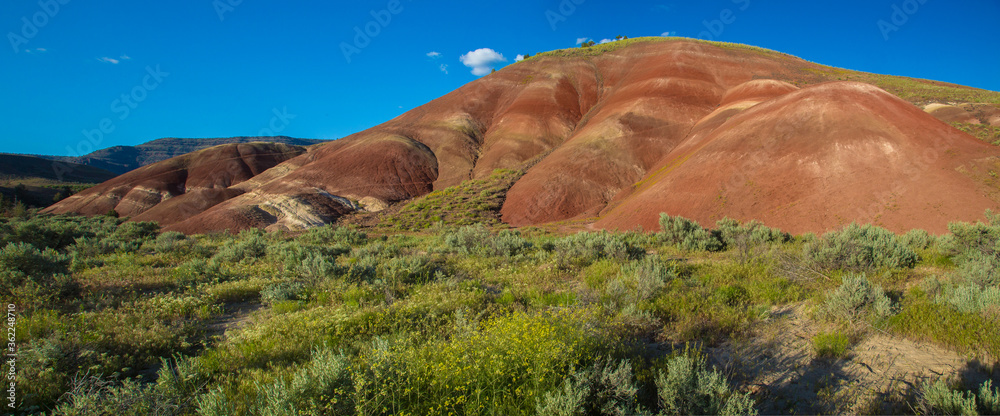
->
(154, 354), (208, 408)
(151, 231), (193, 254)
(297, 224), (367, 247)
(817, 274), (893, 323)
(493, 229), (532, 257)
(104, 221), (161, 251)
(0, 241), (69, 276)
(53, 376), (164, 416)
(936, 284), (1000, 315)
(212, 229), (268, 263)
(172, 259), (228, 288)
(249, 347), (354, 415)
(944, 212), (1000, 258)
(269, 241), (347, 276)
(655, 350), (757, 416)
(606, 257), (674, 305)
(715, 218), (789, 252)
(379, 254), (440, 285)
(261, 281), (306, 305)
(443, 224), (532, 257)
(443, 223), (493, 254)
(554, 231), (641, 268)
(956, 251), (1000, 287)
(899, 229), (935, 250)
(919, 379), (980, 416)
(812, 331), (850, 358)
(804, 223), (918, 271)
(659, 214), (723, 252)
(981, 380), (1000, 414)
(0, 242), (75, 305)
(0, 214), (119, 250)
(536, 359), (641, 416)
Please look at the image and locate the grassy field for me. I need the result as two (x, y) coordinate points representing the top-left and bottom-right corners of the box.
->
(3, 207), (999, 415)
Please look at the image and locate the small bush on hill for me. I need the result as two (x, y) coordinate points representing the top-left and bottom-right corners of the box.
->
(296, 224), (367, 247)
(944, 210), (1000, 256)
(104, 221), (160, 251)
(212, 229), (268, 263)
(0, 241), (69, 277)
(442, 224), (532, 257)
(150, 231), (194, 254)
(956, 250), (1000, 288)
(554, 231), (642, 268)
(936, 283), (1000, 315)
(804, 223), (918, 271)
(899, 229), (935, 250)
(655, 349), (757, 416)
(172, 259), (228, 288)
(606, 257), (674, 305)
(659, 214), (723, 252)
(812, 331), (850, 359)
(535, 358), (641, 416)
(716, 218), (789, 253)
(817, 274), (893, 323)
(919, 378), (1000, 416)
(260, 281), (307, 305)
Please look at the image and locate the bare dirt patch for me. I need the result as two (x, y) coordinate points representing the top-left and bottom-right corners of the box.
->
(711, 303), (984, 414)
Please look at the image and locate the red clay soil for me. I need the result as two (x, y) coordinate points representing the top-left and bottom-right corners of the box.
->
(45, 39), (1000, 234)
(596, 82), (1000, 234)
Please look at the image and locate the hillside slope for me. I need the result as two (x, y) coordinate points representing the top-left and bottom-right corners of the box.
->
(47, 38), (1000, 234)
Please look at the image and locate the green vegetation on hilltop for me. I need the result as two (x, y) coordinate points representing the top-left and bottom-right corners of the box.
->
(952, 122), (1000, 145)
(526, 36), (798, 61)
(4, 209), (1000, 415)
(520, 37), (1000, 107)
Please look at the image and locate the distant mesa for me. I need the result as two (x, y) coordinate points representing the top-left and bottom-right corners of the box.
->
(46, 38), (1000, 234)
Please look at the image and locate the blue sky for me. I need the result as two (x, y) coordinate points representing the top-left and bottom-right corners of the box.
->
(1, 0), (998, 156)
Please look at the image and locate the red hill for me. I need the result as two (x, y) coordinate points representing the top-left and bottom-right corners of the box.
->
(46, 38), (1000, 234)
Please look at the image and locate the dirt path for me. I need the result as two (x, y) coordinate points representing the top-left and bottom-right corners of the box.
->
(711, 303), (983, 414)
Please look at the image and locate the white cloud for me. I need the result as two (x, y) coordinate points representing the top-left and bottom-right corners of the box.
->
(97, 57), (120, 64)
(576, 37), (590, 45)
(426, 51), (441, 59)
(599, 38), (614, 44)
(460, 48), (506, 76)
(661, 31), (676, 37)
(120, 54), (131, 60)
(515, 54), (525, 62)
(439, 64), (449, 74)
(24, 48), (47, 54)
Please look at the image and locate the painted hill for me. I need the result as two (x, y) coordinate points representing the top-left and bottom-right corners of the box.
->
(43, 143), (308, 227)
(45, 136), (328, 174)
(46, 38), (1000, 234)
